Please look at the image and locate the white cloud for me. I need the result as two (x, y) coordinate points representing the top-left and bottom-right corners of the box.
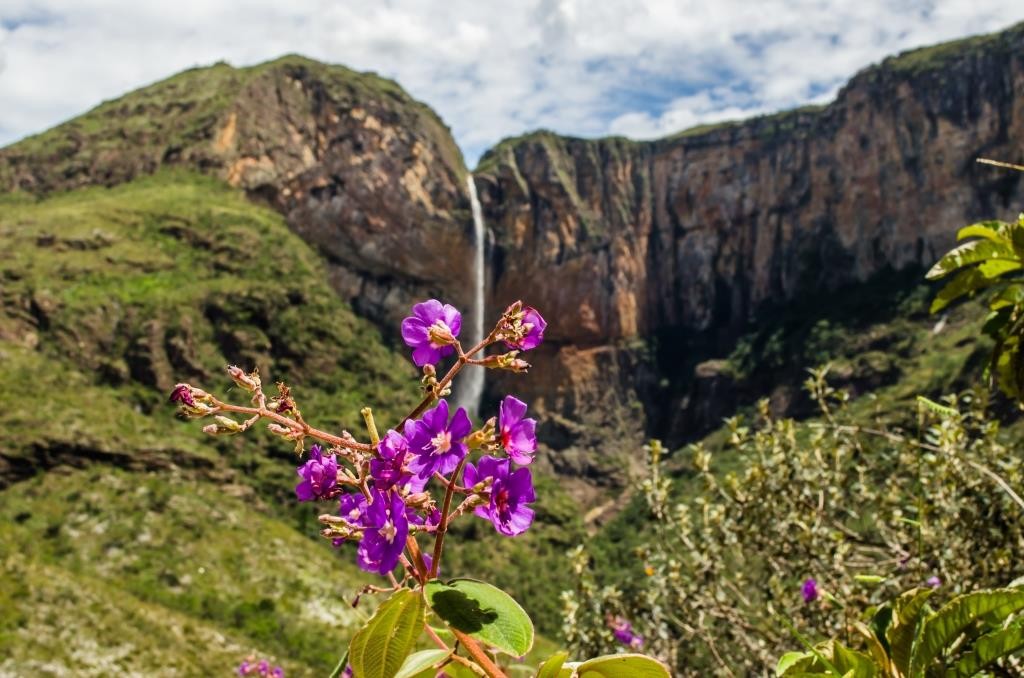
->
(0, 1), (1022, 164)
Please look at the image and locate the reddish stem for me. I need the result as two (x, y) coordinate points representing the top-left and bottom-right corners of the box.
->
(213, 400), (372, 452)
(430, 455), (469, 578)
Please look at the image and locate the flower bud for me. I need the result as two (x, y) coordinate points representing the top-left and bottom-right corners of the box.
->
(202, 415), (243, 436)
(427, 319), (457, 347)
(479, 351), (531, 373)
(227, 365), (261, 393)
(267, 423), (302, 441)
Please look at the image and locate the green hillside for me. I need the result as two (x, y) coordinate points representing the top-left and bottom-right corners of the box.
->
(0, 171), (585, 673)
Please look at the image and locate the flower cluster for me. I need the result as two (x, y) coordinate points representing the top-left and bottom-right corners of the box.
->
(801, 578), (819, 603)
(237, 658), (283, 677)
(295, 299), (544, 577)
(608, 616), (644, 650)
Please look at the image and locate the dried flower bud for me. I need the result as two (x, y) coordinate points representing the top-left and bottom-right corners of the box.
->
(404, 492), (434, 510)
(466, 417), (497, 450)
(227, 365), (261, 393)
(202, 415), (243, 436)
(478, 350), (531, 373)
(267, 423), (302, 442)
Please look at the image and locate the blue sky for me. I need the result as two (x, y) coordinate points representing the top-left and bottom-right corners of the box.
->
(1, 1), (1023, 165)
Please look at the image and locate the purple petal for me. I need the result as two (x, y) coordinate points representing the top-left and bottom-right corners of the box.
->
(295, 480), (315, 502)
(412, 344), (442, 367)
(463, 461), (479, 488)
(503, 505), (534, 536)
(422, 400), (449, 433)
(401, 317), (429, 347)
(509, 468), (536, 503)
(449, 407), (472, 439)
(500, 396), (528, 428)
(413, 300), (444, 324)
(442, 304), (462, 337)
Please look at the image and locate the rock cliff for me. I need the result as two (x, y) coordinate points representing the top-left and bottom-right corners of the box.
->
(0, 56), (475, 329)
(475, 22), (1024, 454)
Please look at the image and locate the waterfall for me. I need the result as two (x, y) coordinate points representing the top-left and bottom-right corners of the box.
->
(456, 174), (486, 417)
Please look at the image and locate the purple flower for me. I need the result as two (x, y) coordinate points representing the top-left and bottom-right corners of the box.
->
(498, 396), (537, 465)
(464, 455), (536, 536)
(401, 300), (462, 367)
(371, 429), (425, 492)
(503, 305), (546, 352)
(237, 661), (252, 676)
(802, 578), (819, 603)
(356, 489), (409, 575)
(609, 616), (644, 650)
(169, 383), (196, 407)
(271, 668), (284, 678)
(257, 660), (270, 676)
(295, 444), (338, 502)
(927, 576), (942, 588)
(406, 400), (471, 481)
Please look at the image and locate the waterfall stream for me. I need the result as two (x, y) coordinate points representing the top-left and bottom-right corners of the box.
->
(455, 174), (486, 417)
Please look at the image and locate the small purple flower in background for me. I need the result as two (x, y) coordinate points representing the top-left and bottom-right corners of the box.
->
(356, 489), (409, 575)
(608, 616), (644, 650)
(802, 578), (819, 603)
(407, 400), (471, 480)
(271, 668), (284, 678)
(237, 660), (251, 676)
(927, 576), (942, 588)
(498, 396), (537, 465)
(371, 429), (424, 492)
(503, 305), (547, 352)
(464, 455), (536, 536)
(169, 383), (196, 407)
(295, 444), (338, 502)
(256, 660), (270, 676)
(401, 300), (462, 367)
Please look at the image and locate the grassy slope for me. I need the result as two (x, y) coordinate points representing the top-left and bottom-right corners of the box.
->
(0, 171), (583, 673)
(0, 171), (414, 674)
(590, 271), (1000, 586)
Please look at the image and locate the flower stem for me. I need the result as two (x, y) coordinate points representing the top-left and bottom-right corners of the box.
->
(451, 628), (507, 678)
(430, 455), (469, 578)
(401, 328), (499, 426)
(213, 400), (372, 452)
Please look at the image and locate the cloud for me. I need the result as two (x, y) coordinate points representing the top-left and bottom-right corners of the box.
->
(0, 1), (1022, 165)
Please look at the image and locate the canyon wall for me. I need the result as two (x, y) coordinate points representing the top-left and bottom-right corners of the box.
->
(475, 23), (1024, 460)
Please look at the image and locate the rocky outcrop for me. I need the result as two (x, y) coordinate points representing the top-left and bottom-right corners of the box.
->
(0, 56), (475, 329)
(476, 22), (1024, 446)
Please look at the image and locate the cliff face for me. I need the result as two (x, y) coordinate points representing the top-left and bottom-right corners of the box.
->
(0, 56), (475, 328)
(476, 23), (1024, 450)
(2, 26), (1022, 491)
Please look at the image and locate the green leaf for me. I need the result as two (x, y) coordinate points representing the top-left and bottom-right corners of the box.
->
(348, 588), (426, 678)
(990, 284), (1024, 310)
(538, 651), (570, 678)
(831, 643), (878, 678)
(854, 575), (887, 585)
(916, 396), (959, 418)
(910, 588), (1024, 675)
(957, 221), (1011, 244)
(886, 587), (934, 676)
(926, 239), (1015, 280)
(978, 259), (1023, 279)
(930, 267), (995, 313)
(947, 620), (1024, 677)
(394, 649), (453, 678)
(424, 578), (534, 657)
(777, 651), (814, 676)
(569, 654), (671, 678)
